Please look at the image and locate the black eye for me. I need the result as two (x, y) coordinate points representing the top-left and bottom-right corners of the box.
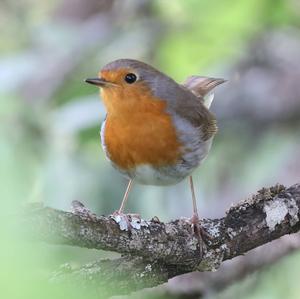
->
(124, 73), (137, 84)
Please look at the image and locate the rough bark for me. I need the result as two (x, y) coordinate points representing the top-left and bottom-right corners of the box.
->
(23, 183), (300, 297)
(163, 233), (300, 298)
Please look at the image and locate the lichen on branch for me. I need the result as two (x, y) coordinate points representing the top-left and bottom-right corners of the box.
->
(23, 183), (300, 296)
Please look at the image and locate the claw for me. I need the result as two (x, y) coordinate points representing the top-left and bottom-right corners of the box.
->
(188, 213), (210, 258)
(111, 211), (133, 231)
(110, 211), (148, 232)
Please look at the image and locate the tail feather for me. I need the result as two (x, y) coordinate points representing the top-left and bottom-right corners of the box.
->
(182, 76), (226, 109)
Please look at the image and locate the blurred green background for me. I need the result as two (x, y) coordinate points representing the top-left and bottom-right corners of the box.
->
(1, 0), (300, 298)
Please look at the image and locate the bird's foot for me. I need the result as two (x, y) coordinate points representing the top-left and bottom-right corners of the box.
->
(71, 200), (98, 221)
(184, 213), (210, 258)
(110, 211), (148, 232)
(110, 211), (133, 232)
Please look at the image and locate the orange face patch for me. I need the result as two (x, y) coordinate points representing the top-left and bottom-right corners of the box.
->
(99, 69), (152, 117)
(99, 70), (181, 170)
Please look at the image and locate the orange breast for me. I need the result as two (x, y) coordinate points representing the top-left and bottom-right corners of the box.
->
(102, 89), (181, 170)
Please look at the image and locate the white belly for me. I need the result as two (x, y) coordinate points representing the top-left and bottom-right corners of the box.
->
(133, 164), (184, 185)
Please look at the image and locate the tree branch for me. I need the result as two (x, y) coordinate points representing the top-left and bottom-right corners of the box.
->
(163, 233), (300, 298)
(23, 183), (300, 296)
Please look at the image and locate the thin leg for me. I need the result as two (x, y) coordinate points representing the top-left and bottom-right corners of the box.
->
(118, 179), (133, 213)
(189, 175), (204, 256)
(112, 179), (139, 232)
(189, 176), (199, 219)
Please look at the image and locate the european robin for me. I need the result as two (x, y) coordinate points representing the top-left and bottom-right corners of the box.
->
(85, 59), (225, 243)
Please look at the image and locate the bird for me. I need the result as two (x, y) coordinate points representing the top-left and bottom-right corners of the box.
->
(85, 59), (225, 244)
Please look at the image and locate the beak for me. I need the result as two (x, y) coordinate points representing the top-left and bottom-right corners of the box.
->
(85, 78), (109, 87)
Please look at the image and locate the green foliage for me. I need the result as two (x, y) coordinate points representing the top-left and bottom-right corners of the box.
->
(154, 0), (298, 79)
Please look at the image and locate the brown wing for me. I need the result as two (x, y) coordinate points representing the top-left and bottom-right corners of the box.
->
(146, 71), (224, 142)
(177, 76), (225, 140)
(166, 84), (218, 141)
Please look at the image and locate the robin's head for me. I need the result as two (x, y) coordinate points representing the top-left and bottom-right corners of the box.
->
(85, 59), (179, 115)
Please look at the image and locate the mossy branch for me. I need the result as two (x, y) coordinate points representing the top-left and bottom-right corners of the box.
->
(23, 183), (300, 297)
